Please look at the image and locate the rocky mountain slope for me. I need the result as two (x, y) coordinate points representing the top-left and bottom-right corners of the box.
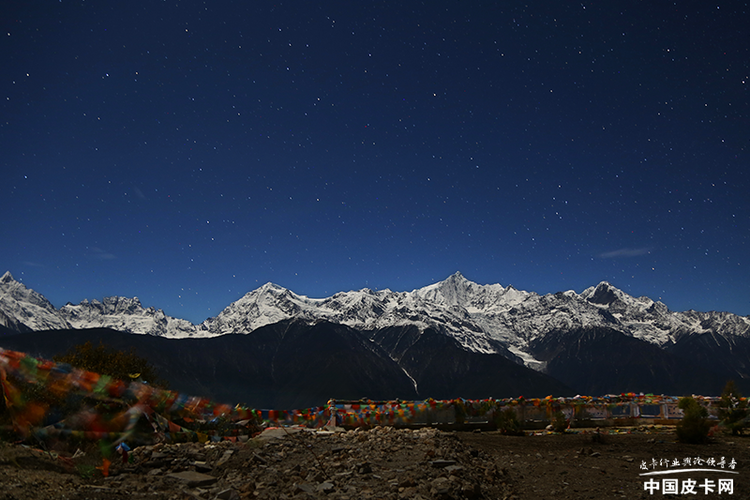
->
(0, 323), (573, 407)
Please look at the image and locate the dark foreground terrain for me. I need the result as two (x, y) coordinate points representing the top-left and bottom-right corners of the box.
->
(0, 426), (748, 499)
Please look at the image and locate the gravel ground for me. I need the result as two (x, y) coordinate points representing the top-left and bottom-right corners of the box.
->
(0, 426), (747, 499)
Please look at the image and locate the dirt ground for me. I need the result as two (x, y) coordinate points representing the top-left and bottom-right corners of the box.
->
(0, 426), (748, 499)
(459, 427), (750, 499)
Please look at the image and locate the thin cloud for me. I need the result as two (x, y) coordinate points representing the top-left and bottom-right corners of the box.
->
(90, 247), (117, 261)
(598, 247), (652, 259)
(133, 186), (147, 199)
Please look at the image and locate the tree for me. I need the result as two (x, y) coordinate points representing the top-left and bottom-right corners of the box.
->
(53, 341), (166, 388)
(716, 380), (748, 436)
(676, 396), (711, 444)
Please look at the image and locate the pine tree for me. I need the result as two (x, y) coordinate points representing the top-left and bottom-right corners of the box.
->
(676, 396), (711, 444)
(716, 380), (748, 436)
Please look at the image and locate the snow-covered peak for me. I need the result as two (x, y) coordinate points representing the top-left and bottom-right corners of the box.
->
(413, 271), (478, 307)
(0, 271), (71, 331)
(0, 272), (55, 308)
(59, 296), (198, 338)
(581, 281), (633, 306)
(257, 281), (287, 293)
(581, 281), (658, 314)
(414, 274), (535, 319)
(201, 282), (310, 335)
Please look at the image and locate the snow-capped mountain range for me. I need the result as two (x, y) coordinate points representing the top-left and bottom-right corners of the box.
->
(2, 270), (749, 372)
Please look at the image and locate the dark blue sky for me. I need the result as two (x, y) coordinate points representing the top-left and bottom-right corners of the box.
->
(2, 1), (748, 323)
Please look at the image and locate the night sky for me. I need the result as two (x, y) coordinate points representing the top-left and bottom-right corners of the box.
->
(2, 1), (748, 324)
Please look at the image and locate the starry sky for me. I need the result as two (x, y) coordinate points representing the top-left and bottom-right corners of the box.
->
(2, 1), (748, 323)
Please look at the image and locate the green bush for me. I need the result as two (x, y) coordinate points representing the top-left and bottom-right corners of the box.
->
(676, 396), (711, 444)
(495, 407), (524, 436)
(53, 341), (166, 388)
(716, 381), (748, 436)
(551, 410), (568, 433)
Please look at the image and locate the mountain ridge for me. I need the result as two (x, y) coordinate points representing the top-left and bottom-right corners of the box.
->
(2, 271), (749, 374)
